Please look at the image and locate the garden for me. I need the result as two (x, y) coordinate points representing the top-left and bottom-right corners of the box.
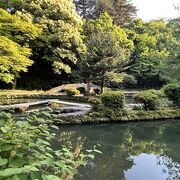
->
(0, 0), (180, 179)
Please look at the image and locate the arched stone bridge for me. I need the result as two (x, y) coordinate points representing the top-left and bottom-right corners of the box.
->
(47, 83), (101, 94)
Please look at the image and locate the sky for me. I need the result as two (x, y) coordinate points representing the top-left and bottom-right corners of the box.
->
(132, 0), (180, 21)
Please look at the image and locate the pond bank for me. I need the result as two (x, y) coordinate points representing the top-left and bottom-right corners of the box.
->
(1, 91), (180, 125)
(52, 109), (180, 125)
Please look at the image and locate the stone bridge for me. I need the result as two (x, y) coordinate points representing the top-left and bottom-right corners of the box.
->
(47, 83), (101, 94)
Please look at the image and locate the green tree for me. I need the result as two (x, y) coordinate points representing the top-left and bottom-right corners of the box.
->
(126, 19), (178, 88)
(74, 0), (96, 19)
(161, 17), (180, 82)
(0, 8), (41, 88)
(79, 13), (133, 93)
(0, 36), (32, 85)
(74, 0), (137, 26)
(96, 0), (137, 26)
(0, 0), (22, 10)
(2, 0), (86, 75)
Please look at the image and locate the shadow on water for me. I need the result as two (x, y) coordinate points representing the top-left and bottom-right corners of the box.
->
(53, 120), (180, 180)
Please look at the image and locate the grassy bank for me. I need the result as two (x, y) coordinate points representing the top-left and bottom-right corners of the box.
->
(52, 108), (180, 125)
(0, 90), (91, 101)
(0, 90), (44, 98)
(1, 90), (180, 125)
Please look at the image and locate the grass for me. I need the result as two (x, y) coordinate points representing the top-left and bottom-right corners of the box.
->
(0, 89), (44, 99)
(0, 89), (44, 95)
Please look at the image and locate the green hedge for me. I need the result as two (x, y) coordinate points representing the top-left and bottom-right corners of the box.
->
(163, 83), (180, 107)
(134, 90), (164, 110)
(100, 91), (125, 118)
(101, 91), (125, 109)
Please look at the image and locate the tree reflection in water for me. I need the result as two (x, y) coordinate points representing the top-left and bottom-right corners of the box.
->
(157, 156), (180, 180)
(54, 121), (180, 180)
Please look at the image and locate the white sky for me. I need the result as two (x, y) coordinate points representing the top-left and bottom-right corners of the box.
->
(132, 0), (180, 21)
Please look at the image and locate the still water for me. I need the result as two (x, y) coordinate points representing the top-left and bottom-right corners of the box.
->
(55, 120), (180, 180)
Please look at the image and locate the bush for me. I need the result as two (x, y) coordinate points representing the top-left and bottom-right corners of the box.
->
(100, 91), (125, 118)
(123, 74), (137, 88)
(88, 97), (102, 111)
(0, 110), (96, 179)
(88, 97), (101, 105)
(134, 90), (164, 110)
(163, 83), (180, 107)
(101, 91), (125, 109)
(65, 87), (80, 96)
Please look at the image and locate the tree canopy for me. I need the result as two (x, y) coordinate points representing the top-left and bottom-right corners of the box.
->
(126, 18), (179, 88)
(0, 0), (86, 74)
(78, 13), (134, 92)
(0, 8), (41, 85)
(74, 0), (137, 26)
(161, 17), (180, 82)
(0, 0), (179, 90)
(0, 36), (32, 83)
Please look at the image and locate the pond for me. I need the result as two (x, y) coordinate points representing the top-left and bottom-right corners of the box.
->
(55, 120), (180, 180)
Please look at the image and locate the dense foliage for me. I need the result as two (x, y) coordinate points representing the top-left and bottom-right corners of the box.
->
(163, 83), (180, 107)
(78, 13), (133, 93)
(0, 110), (96, 179)
(100, 91), (125, 118)
(0, 1), (179, 179)
(161, 17), (180, 82)
(0, 8), (41, 86)
(0, 0), (179, 90)
(126, 19), (179, 88)
(74, 0), (137, 26)
(134, 90), (164, 110)
(0, 0), (86, 89)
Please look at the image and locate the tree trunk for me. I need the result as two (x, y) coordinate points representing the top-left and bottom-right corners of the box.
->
(100, 78), (105, 94)
(87, 80), (92, 95)
(11, 77), (17, 90)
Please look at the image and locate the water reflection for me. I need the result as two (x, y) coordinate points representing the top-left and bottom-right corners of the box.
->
(55, 121), (180, 180)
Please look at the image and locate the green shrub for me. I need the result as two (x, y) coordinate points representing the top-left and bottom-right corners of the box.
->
(123, 74), (137, 88)
(88, 97), (101, 105)
(88, 97), (102, 111)
(163, 83), (180, 107)
(100, 91), (125, 118)
(134, 90), (164, 110)
(65, 87), (80, 96)
(0, 110), (96, 179)
(101, 91), (125, 109)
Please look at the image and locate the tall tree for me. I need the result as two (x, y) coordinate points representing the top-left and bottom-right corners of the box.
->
(0, 8), (41, 88)
(74, 0), (137, 26)
(126, 19), (179, 88)
(161, 17), (180, 82)
(96, 0), (137, 26)
(0, 36), (32, 86)
(78, 13), (133, 93)
(74, 0), (96, 19)
(0, 0), (86, 88)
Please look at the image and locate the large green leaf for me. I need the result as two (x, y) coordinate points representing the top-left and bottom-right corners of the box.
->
(0, 166), (39, 177)
(0, 167), (25, 177)
(0, 158), (8, 166)
(30, 171), (42, 179)
(11, 174), (28, 180)
(16, 121), (27, 128)
(1, 126), (11, 133)
(9, 157), (26, 168)
(0, 119), (5, 126)
(54, 161), (66, 168)
(0, 144), (14, 151)
(42, 174), (61, 180)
